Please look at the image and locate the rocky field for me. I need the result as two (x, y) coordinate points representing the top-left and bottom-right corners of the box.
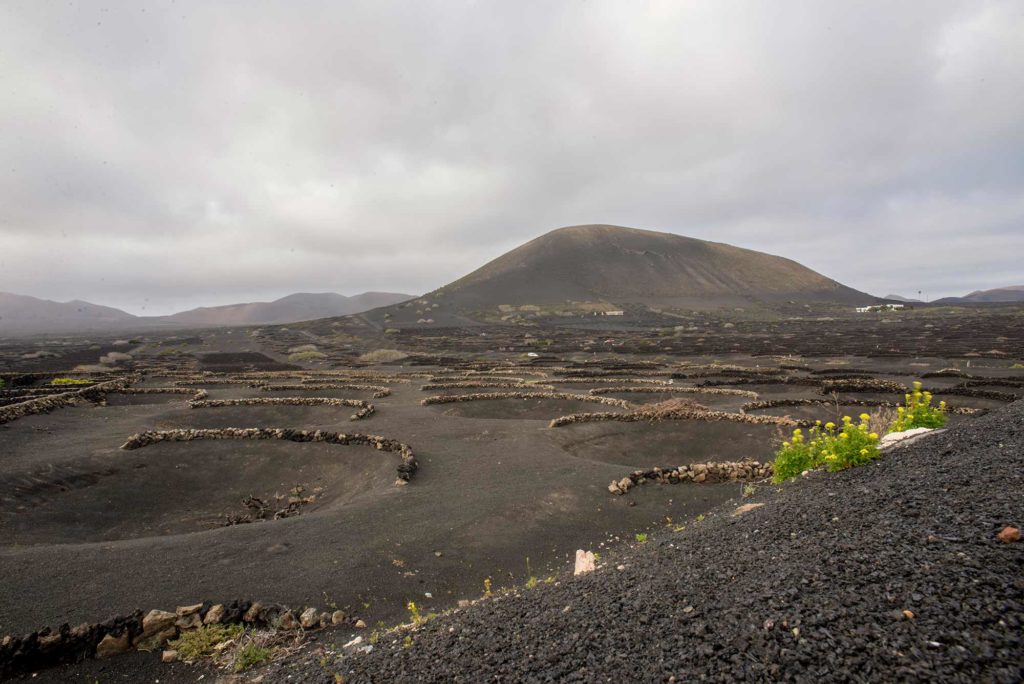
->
(0, 308), (1021, 681)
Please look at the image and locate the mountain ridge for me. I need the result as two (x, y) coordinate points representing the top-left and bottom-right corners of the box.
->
(0, 291), (415, 335)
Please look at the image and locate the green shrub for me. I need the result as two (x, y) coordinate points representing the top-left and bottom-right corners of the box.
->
(169, 623), (243, 662)
(773, 414), (881, 483)
(288, 351), (327, 362)
(890, 381), (947, 432)
(50, 377), (92, 386)
(233, 640), (273, 672)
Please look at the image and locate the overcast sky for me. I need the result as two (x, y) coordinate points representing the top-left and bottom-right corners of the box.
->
(2, 1), (1022, 314)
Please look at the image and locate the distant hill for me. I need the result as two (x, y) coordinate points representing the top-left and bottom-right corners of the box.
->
(162, 292), (414, 326)
(0, 291), (415, 336)
(371, 225), (874, 325)
(884, 294), (923, 303)
(934, 285), (1024, 304)
(0, 292), (138, 335)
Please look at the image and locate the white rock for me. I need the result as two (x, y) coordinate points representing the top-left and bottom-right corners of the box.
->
(879, 427), (940, 450)
(573, 549), (595, 576)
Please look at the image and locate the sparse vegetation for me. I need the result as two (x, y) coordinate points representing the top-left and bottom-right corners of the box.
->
(288, 350), (327, 362)
(635, 532), (648, 543)
(233, 640), (273, 672)
(358, 349), (409, 364)
(49, 377), (92, 386)
(773, 414), (880, 483)
(890, 381), (947, 432)
(288, 344), (319, 353)
(168, 623), (243, 662)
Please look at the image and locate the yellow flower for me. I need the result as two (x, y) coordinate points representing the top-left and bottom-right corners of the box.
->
(869, 432), (879, 440)
(825, 422), (835, 430)
(839, 432), (849, 439)
(859, 413), (870, 422)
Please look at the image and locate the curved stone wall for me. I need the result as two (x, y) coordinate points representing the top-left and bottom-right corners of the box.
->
(188, 397), (375, 421)
(120, 427), (417, 481)
(0, 377), (136, 425)
(550, 407), (803, 428)
(421, 392), (631, 409)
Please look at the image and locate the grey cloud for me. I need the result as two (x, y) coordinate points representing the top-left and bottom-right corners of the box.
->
(1, 0), (1022, 314)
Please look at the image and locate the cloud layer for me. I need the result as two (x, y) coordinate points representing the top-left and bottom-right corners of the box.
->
(2, 1), (1022, 313)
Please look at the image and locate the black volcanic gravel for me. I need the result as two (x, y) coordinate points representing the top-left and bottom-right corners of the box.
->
(269, 401), (1024, 683)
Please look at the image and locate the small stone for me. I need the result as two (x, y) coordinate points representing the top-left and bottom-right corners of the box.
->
(176, 603), (203, 617)
(299, 607), (320, 629)
(319, 612), (332, 628)
(203, 604), (226, 624)
(616, 564), (626, 571)
(175, 613), (202, 630)
(331, 610), (347, 625)
(243, 602), (263, 622)
(573, 549), (595, 576)
(903, 610), (915, 620)
(96, 632), (131, 658)
(278, 611), (299, 631)
(733, 503), (764, 517)
(457, 600), (472, 608)
(135, 626), (177, 651)
(161, 649), (179, 663)
(354, 619), (367, 629)
(997, 526), (1020, 543)
(142, 609), (177, 636)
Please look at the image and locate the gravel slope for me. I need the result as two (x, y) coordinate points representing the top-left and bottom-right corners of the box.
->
(269, 400), (1024, 683)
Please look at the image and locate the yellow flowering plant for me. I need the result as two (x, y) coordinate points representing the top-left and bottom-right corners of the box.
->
(773, 414), (881, 483)
(891, 381), (947, 431)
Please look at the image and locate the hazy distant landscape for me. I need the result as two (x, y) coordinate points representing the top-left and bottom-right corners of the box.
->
(1, 1), (1021, 682)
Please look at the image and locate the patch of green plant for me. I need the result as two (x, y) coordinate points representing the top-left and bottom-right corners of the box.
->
(483, 577), (492, 596)
(635, 533), (648, 543)
(1011, 362), (1024, 369)
(407, 600), (427, 626)
(233, 640), (272, 672)
(772, 414), (881, 483)
(169, 623), (243, 662)
(50, 377), (92, 386)
(525, 576), (538, 589)
(402, 635), (413, 649)
(288, 351), (327, 362)
(742, 483), (756, 498)
(891, 381), (947, 431)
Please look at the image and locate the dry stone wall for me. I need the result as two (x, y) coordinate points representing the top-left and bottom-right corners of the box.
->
(588, 386), (758, 398)
(608, 459), (773, 494)
(550, 407), (803, 428)
(120, 428), (417, 481)
(261, 383), (391, 397)
(421, 391), (631, 409)
(0, 597), (358, 679)
(0, 377), (135, 425)
(189, 397), (375, 421)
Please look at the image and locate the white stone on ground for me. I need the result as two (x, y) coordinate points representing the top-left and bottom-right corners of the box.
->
(879, 427), (943, 450)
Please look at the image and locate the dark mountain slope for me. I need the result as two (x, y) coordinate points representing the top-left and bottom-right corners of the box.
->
(435, 225), (872, 309)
